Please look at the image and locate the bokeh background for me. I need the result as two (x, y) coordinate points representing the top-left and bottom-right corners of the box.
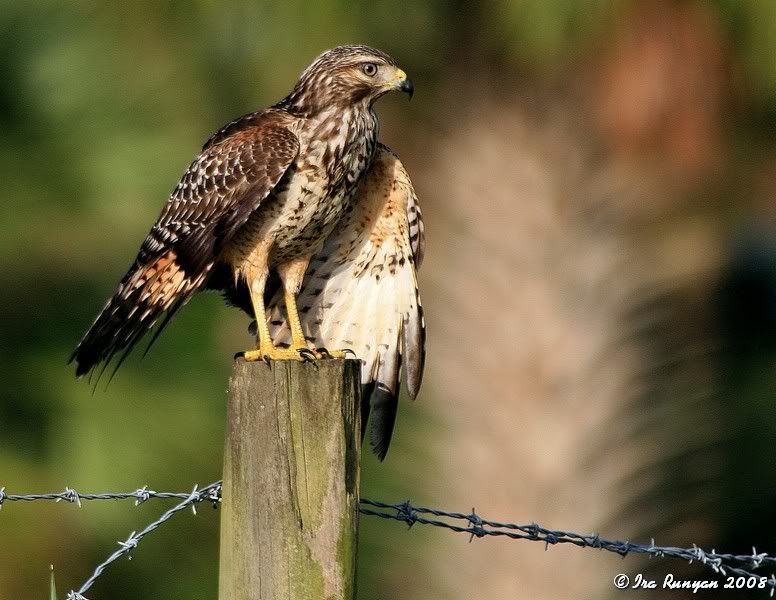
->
(2, 0), (776, 598)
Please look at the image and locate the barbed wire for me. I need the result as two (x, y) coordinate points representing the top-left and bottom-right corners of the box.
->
(2, 482), (775, 597)
(0, 486), (200, 507)
(360, 499), (776, 591)
(1, 483), (221, 599)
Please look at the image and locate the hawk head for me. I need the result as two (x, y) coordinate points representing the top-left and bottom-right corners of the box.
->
(281, 45), (413, 115)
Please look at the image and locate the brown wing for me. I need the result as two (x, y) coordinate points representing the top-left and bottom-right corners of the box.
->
(71, 110), (299, 379)
(267, 144), (425, 459)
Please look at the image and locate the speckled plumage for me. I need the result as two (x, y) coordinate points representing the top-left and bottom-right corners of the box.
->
(71, 46), (423, 458)
(222, 99), (379, 272)
(267, 145), (425, 458)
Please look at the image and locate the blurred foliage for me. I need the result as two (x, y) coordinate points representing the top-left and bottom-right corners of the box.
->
(2, 1), (776, 599)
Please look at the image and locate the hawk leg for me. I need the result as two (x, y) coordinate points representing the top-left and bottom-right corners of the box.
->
(242, 271), (311, 362)
(276, 256), (349, 360)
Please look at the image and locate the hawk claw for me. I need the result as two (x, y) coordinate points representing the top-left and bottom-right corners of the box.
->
(297, 348), (317, 362)
(316, 347), (356, 359)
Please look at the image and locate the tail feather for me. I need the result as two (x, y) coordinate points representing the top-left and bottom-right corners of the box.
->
(369, 383), (400, 461)
(368, 331), (402, 459)
(360, 382), (375, 443)
(70, 251), (202, 379)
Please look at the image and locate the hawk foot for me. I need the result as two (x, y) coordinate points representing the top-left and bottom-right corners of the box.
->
(239, 345), (316, 363)
(316, 347), (356, 359)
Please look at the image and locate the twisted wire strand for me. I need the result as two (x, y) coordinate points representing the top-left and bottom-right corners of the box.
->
(2, 482), (773, 597)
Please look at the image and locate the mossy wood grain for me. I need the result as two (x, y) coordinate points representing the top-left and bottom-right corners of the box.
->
(219, 358), (361, 600)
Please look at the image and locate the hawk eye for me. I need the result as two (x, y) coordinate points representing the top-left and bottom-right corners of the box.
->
(361, 62), (378, 77)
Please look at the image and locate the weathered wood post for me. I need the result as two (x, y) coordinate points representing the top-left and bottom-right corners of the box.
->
(219, 358), (361, 600)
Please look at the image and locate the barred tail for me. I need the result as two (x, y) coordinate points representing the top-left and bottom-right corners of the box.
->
(70, 250), (203, 379)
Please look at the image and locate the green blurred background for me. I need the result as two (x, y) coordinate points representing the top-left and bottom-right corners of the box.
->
(3, 1), (776, 598)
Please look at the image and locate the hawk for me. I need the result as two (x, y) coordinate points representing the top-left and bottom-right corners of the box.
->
(71, 45), (425, 459)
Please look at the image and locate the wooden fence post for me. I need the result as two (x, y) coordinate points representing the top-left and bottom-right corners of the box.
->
(218, 358), (361, 600)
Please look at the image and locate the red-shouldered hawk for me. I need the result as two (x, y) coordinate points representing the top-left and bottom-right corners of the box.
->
(71, 45), (423, 459)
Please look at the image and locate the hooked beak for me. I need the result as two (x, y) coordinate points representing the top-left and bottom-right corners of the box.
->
(392, 68), (414, 99)
(399, 78), (414, 99)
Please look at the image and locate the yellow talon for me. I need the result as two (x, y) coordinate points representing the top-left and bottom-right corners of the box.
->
(242, 344), (314, 362)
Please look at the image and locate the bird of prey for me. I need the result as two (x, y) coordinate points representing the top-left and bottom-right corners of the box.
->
(71, 45), (425, 458)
